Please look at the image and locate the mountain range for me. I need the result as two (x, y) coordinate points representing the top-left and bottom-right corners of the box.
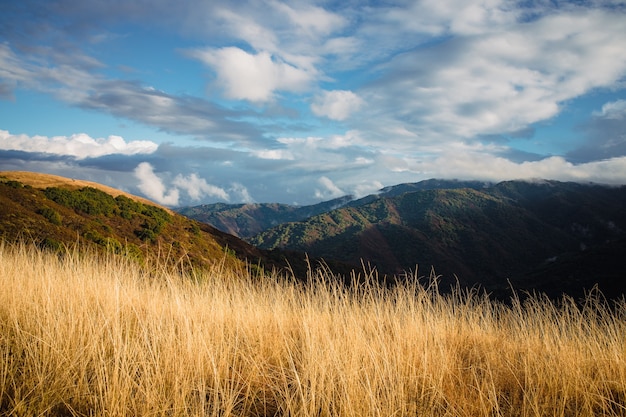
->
(2, 171), (624, 300)
(180, 179), (626, 300)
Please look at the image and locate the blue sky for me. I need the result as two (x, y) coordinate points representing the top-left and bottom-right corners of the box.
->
(1, 0), (626, 206)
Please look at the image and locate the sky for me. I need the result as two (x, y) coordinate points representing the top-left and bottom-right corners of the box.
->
(1, 0), (626, 207)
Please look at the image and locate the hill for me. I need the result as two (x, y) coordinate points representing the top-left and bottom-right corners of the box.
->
(178, 180), (491, 239)
(0, 171), (281, 274)
(249, 180), (626, 299)
(0, 171), (163, 208)
(176, 195), (354, 239)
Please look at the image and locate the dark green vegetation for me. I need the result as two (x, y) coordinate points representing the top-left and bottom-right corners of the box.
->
(0, 174), (277, 273)
(192, 180), (625, 300)
(177, 195), (354, 239)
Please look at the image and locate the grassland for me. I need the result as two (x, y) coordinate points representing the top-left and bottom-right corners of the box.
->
(1, 242), (625, 416)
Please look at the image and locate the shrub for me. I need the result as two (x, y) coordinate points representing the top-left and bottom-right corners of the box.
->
(3, 180), (24, 188)
(44, 186), (117, 216)
(38, 207), (62, 226)
(135, 227), (157, 242)
(115, 195), (143, 219)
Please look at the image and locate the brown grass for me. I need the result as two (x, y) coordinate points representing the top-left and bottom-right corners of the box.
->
(0, 242), (625, 416)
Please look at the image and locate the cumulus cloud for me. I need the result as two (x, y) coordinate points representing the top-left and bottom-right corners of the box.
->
(315, 176), (345, 199)
(311, 90), (364, 121)
(189, 47), (313, 102)
(172, 173), (229, 201)
(134, 162), (180, 206)
(0, 130), (157, 159)
(229, 182), (255, 203)
(133, 163), (233, 205)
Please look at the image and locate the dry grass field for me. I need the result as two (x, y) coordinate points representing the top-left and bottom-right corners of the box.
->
(0, 242), (625, 416)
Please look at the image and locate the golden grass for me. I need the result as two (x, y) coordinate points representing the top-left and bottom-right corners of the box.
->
(0, 242), (625, 416)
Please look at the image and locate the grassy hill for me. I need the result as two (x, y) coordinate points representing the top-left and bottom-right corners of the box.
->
(250, 180), (626, 299)
(0, 171), (277, 274)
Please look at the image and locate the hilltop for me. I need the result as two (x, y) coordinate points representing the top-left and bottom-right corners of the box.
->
(0, 171), (281, 274)
(0, 170), (172, 212)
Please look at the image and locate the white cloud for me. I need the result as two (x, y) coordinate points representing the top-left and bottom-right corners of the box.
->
(134, 165), (231, 205)
(213, 8), (279, 53)
(190, 47), (313, 102)
(395, 147), (626, 185)
(380, 0), (515, 36)
(229, 182), (255, 203)
(134, 162), (180, 206)
(594, 100), (626, 120)
(363, 8), (626, 141)
(0, 130), (158, 159)
(351, 180), (384, 198)
(253, 149), (294, 160)
(270, 1), (346, 37)
(172, 173), (229, 201)
(277, 131), (363, 151)
(311, 90), (364, 121)
(315, 176), (345, 199)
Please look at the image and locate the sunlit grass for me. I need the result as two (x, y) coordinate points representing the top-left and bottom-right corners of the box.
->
(0, 241), (625, 416)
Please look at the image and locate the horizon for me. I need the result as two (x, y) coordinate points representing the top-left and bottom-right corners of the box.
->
(1, 1), (626, 206)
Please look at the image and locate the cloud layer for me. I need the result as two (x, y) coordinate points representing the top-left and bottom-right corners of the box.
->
(0, 130), (157, 159)
(1, 0), (626, 205)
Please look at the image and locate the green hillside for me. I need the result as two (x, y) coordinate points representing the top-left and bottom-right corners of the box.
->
(177, 195), (354, 239)
(0, 172), (272, 274)
(250, 181), (626, 299)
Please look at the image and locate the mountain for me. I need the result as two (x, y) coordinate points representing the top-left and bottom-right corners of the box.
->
(178, 180), (491, 238)
(0, 171), (287, 274)
(345, 179), (492, 207)
(249, 180), (626, 299)
(177, 195), (354, 239)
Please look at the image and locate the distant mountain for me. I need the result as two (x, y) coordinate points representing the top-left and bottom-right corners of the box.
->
(249, 180), (626, 299)
(178, 180), (491, 238)
(177, 195), (354, 239)
(346, 179), (492, 207)
(0, 171), (300, 275)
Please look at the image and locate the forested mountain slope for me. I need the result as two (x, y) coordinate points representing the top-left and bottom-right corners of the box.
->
(250, 180), (626, 298)
(177, 195), (354, 239)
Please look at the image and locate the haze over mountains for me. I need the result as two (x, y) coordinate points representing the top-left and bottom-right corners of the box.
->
(180, 179), (626, 299)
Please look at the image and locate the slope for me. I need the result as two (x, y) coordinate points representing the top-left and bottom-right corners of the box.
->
(178, 180), (490, 239)
(177, 195), (354, 238)
(250, 181), (626, 298)
(0, 171), (273, 274)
